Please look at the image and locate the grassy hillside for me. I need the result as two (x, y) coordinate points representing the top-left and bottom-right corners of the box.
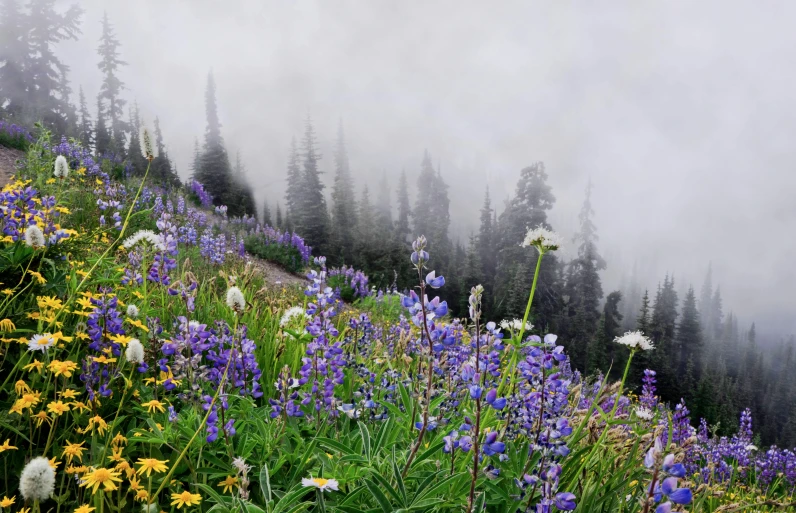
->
(0, 130), (793, 513)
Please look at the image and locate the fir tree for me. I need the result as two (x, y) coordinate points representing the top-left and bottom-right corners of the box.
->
(189, 137), (200, 180)
(591, 291), (622, 375)
(376, 173), (393, 225)
(329, 121), (357, 265)
(94, 94), (110, 155)
(477, 186), (497, 316)
(0, 0), (28, 121)
(676, 286), (702, 393)
(23, 0), (82, 130)
(699, 263), (714, 340)
(227, 150), (256, 217)
(296, 115), (330, 254)
(637, 289), (651, 334)
(152, 116), (179, 185)
(284, 137), (302, 223)
(194, 71), (232, 207)
(126, 102), (147, 174)
(261, 198), (272, 226)
(76, 85), (93, 149)
(97, 11), (126, 154)
(275, 203), (283, 229)
(395, 169), (411, 243)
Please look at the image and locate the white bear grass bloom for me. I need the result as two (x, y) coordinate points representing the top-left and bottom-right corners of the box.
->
(24, 225), (45, 248)
(226, 286), (245, 314)
(19, 456), (55, 501)
(53, 155), (69, 178)
(125, 339), (145, 364)
(614, 331), (654, 351)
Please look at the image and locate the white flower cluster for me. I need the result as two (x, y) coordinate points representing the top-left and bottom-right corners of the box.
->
(499, 318), (534, 332)
(19, 456), (55, 501)
(521, 226), (563, 252)
(127, 304), (139, 318)
(614, 331), (654, 351)
(53, 155), (69, 178)
(139, 126), (158, 160)
(280, 306), (309, 327)
(122, 230), (166, 251)
(24, 225), (45, 248)
(635, 406), (654, 420)
(226, 286), (246, 313)
(125, 338), (145, 364)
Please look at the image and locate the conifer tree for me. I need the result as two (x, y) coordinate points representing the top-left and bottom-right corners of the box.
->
(0, 0), (28, 121)
(227, 150), (256, 217)
(284, 137), (302, 223)
(460, 234), (484, 312)
(275, 203), (283, 229)
(97, 11), (126, 154)
(296, 115), (330, 254)
(76, 86), (93, 149)
(395, 169), (411, 243)
(126, 102), (147, 174)
(195, 71), (233, 207)
(55, 67), (77, 134)
(699, 263), (714, 341)
(477, 187), (497, 315)
(262, 198), (272, 226)
(637, 289), (651, 334)
(152, 116), (179, 185)
(676, 286), (703, 393)
(329, 121), (357, 265)
(94, 94), (110, 155)
(591, 291), (622, 375)
(376, 173), (393, 225)
(23, 0), (82, 130)
(189, 137), (200, 180)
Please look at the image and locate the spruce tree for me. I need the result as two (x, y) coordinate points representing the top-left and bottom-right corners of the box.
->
(194, 71), (232, 207)
(227, 150), (256, 217)
(0, 0), (28, 121)
(152, 116), (179, 186)
(275, 203), (283, 229)
(94, 94), (110, 155)
(126, 102), (147, 174)
(329, 121), (357, 265)
(296, 115), (330, 254)
(262, 198), (272, 226)
(55, 67), (77, 134)
(76, 86), (93, 149)
(591, 291), (622, 375)
(699, 263), (714, 341)
(376, 173), (393, 225)
(395, 169), (411, 243)
(97, 11), (126, 154)
(189, 138), (200, 181)
(676, 286), (703, 393)
(637, 289), (651, 334)
(477, 186), (497, 315)
(23, 0), (82, 130)
(284, 137), (302, 224)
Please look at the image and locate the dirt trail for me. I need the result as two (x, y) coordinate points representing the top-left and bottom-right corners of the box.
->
(0, 145), (25, 185)
(246, 255), (308, 287)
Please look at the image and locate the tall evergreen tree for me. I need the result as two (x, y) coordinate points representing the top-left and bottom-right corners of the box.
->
(637, 289), (651, 334)
(76, 85), (93, 149)
(477, 186), (497, 314)
(699, 263), (714, 340)
(262, 198), (272, 226)
(284, 137), (302, 222)
(0, 0), (28, 121)
(97, 11), (126, 154)
(329, 121), (357, 265)
(189, 137), (200, 180)
(227, 150), (256, 217)
(376, 173), (393, 224)
(194, 72), (232, 207)
(23, 0), (82, 130)
(275, 203), (283, 229)
(55, 67), (76, 133)
(151, 116), (179, 185)
(591, 291), (623, 375)
(94, 94), (110, 155)
(676, 286), (703, 393)
(126, 102), (147, 174)
(395, 169), (411, 243)
(295, 115), (330, 254)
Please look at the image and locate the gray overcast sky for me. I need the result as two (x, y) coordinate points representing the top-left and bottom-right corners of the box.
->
(58, 1), (796, 335)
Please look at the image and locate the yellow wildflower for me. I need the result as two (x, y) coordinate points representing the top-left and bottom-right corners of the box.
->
(32, 410), (51, 427)
(76, 270), (90, 278)
(27, 270), (46, 284)
(48, 457), (61, 469)
(218, 476), (239, 494)
(111, 433), (128, 446)
(14, 380), (30, 394)
(134, 489), (149, 502)
(140, 399), (166, 413)
(73, 505), (94, 513)
(107, 447), (124, 463)
(125, 319), (149, 332)
(135, 458), (168, 477)
(0, 496), (15, 508)
(23, 360), (43, 373)
(71, 401), (89, 413)
(47, 401), (71, 416)
(48, 360), (78, 377)
(62, 441), (86, 464)
(128, 475), (142, 491)
(80, 467), (123, 494)
(108, 334), (132, 346)
(0, 318), (15, 332)
(76, 297), (94, 310)
(170, 491), (202, 509)
(59, 389), (79, 399)
(115, 459), (134, 479)
(132, 290), (144, 299)
(92, 355), (117, 364)
(2, 289), (14, 296)
(0, 439), (17, 452)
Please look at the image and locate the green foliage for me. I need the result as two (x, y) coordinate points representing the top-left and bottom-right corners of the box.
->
(244, 235), (306, 274)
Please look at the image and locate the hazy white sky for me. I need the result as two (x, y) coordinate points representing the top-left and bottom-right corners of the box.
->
(57, 0), (796, 335)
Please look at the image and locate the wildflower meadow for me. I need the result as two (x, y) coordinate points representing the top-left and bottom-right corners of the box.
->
(0, 128), (794, 513)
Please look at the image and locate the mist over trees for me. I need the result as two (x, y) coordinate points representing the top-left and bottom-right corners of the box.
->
(1, 2), (795, 446)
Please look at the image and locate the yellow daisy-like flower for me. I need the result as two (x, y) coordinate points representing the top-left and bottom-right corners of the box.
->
(111, 433), (128, 447)
(135, 458), (168, 477)
(0, 496), (15, 508)
(107, 447), (124, 463)
(134, 489), (149, 502)
(132, 290), (144, 299)
(76, 270), (90, 278)
(115, 459), (134, 479)
(0, 439), (17, 453)
(218, 476), (239, 494)
(140, 399), (166, 413)
(23, 360), (44, 373)
(48, 360), (78, 378)
(47, 400), (71, 416)
(63, 440), (86, 464)
(59, 389), (79, 399)
(70, 401), (90, 413)
(80, 467), (123, 494)
(27, 270), (46, 284)
(32, 410), (51, 427)
(125, 319), (150, 332)
(48, 457), (61, 470)
(73, 505), (94, 513)
(108, 334), (132, 346)
(76, 297), (94, 310)
(51, 331), (73, 343)
(14, 380), (30, 394)
(0, 318), (15, 332)
(92, 355), (117, 364)
(2, 289), (14, 296)
(128, 475), (142, 491)
(170, 490), (202, 509)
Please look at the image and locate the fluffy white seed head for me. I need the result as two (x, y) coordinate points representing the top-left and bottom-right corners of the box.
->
(521, 226), (563, 252)
(125, 338), (145, 364)
(140, 125), (158, 160)
(226, 286), (245, 313)
(614, 331), (654, 351)
(122, 230), (165, 252)
(19, 456), (55, 501)
(24, 225), (45, 248)
(53, 155), (70, 178)
(126, 304), (139, 318)
(636, 406), (654, 420)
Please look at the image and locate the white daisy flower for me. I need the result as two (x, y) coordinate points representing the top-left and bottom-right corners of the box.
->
(28, 333), (55, 352)
(301, 477), (339, 492)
